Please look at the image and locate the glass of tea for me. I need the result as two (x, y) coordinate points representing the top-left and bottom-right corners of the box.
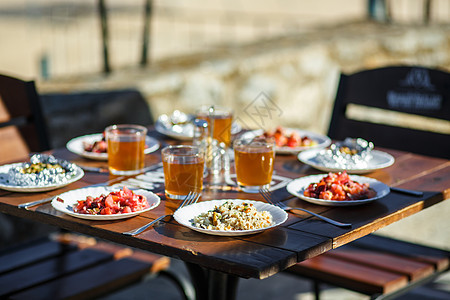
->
(162, 145), (205, 200)
(196, 105), (233, 148)
(105, 124), (147, 175)
(234, 137), (275, 193)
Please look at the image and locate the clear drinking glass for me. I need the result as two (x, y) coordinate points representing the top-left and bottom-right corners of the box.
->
(105, 124), (147, 175)
(234, 137), (275, 193)
(196, 105), (233, 148)
(162, 145), (205, 200)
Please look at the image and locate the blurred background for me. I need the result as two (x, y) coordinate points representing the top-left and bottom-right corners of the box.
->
(1, 0), (449, 134)
(1, 0), (449, 78)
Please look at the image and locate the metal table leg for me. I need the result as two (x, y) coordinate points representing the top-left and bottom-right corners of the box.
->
(185, 262), (240, 300)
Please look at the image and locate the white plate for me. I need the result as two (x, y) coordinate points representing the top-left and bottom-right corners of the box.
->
(155, 120), (194, 141)
(0, 163), (84, 192)
(155, 119), (242, 140)
(66, 133), (160, 161)
(173, 199), (288, 236)
(51, 186), (160, 220)
(286, 174), (390, 206)
(298, 149), (395, 174)
(239, 129), (331, 154)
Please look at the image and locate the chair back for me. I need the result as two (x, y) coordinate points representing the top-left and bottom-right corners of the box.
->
(0, 74), (50, 163)
(39, 89), (154, 148)
(328, 66), (450, 159)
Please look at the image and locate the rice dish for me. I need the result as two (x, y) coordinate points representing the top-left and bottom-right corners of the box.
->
(193, 201), (273, 231)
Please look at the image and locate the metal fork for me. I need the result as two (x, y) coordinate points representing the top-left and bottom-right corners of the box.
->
(122, 191), (201, 236)
(259, 188), (352, 228)
(18, 197), (54, 209)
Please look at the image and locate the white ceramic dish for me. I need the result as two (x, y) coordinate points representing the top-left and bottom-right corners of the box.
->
(173, 199), (288, 236)
(51, 186), (160, 220)
(298, 149), (395, 174)
(155, 118), (242, 140)
(286, 174), (390, 206)
(155, 120), (194, 140)
(0, 163), (84, 192)
(239, 129), (331, 154)
(66, 133), (160, 161)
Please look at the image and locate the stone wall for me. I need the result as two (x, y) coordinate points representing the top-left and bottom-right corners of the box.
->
(39, 21), (450, 135)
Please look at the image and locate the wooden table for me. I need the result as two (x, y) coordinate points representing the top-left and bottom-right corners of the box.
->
(0, 129), (449, 300)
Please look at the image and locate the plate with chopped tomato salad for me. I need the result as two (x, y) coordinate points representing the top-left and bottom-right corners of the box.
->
(286, 172), (389, 206)
(239, 127), (331, 154)
(51, 186), (160, 220)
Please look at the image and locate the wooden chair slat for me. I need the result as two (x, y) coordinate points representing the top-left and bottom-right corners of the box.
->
(0, 233), (179, 300)
(0, 239), (76, 275)
(0, 126), (30, 164)
(0, 248), (114, 298)
(288, 254), (409, 295)
(349, 234), (450, 271)
(287, 234), (450, 298)
(9, 258), (154, 300)
(129, 249), (171, 273)
(328, 248), (435, 281)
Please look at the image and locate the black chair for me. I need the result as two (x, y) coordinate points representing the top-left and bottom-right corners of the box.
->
(39, 89), (154, 148)
(0, 74), (58, 249)
(0, 74), (50, 163)
(328, 66), (450, 159)
(286, 66), (450, 300)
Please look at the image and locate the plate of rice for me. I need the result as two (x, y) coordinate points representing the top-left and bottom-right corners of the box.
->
(173, 199), (288, 236)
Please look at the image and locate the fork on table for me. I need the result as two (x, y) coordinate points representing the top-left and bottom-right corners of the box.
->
(259, 188), (352, 228)
(122, 191), (201, 236)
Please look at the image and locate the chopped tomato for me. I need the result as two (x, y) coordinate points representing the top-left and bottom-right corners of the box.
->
(104, 195), (114, 208)
(122, 206), (132, 214)
(76, 201), (85, 211)
(122, 186), (132, 197)
(101, 207), (112, 215)
(263, 126), (317, 148)
(304, 171), (371, 201)
(287, 132), (301, 147)
(73, 187), (150, 215)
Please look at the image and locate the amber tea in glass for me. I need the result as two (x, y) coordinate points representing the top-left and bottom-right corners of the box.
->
(234, 137), (275, 193)
(162, 145), (204, 200)
(106, 124), (147, 175)
(197, 106), (233, 148)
